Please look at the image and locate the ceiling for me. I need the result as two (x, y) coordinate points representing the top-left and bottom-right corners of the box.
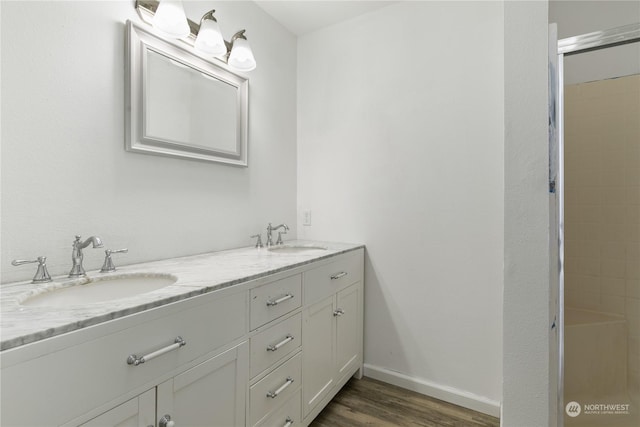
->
(254, 1), (397, 36)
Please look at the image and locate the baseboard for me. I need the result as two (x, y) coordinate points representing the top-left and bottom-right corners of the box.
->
(363, 363), (501, 418)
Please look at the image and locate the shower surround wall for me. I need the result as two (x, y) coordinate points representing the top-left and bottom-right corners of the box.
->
(564, 74), (640, 392)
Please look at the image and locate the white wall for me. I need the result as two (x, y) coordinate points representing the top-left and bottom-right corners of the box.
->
(550, 0), (640, 84)
(297, 1), (504, 415)
(503, 1), (553, 426)
(0, 1), (297, 283)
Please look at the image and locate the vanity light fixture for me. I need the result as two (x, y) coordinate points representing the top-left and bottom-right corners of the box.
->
(135, 0), (257, 72)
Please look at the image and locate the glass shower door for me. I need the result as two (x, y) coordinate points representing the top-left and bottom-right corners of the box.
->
(560, 36), (640, 427)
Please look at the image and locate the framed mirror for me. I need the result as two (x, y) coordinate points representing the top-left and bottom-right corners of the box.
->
(126, 21), (248, 166)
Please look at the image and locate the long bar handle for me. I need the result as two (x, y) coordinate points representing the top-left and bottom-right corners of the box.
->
(108, 248), (129, 255)
(266, 293), (294, 307)
(266, 377), (294, 398)
(330, 271), (348, 280)
(267, 335), (294, 352)
(127, 336), (186, 366)
(283, 417), (294, 427)
(11, 259), (39, 266)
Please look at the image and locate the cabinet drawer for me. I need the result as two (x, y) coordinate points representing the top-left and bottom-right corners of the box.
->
(250, 274), (302, 330)
(1, 291), (247, 426)
(254, 389), (301, 427)
(250, 313), (302, 379)
(303, 250), (363, 305)
(250, 352), (302, 426)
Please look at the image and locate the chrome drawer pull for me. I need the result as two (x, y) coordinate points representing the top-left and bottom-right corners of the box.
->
(330, 271), (348, 280)
(283, 417), (294, 427)
(266, 377), (294, 398)
(266, 293), (294, 307)
(267, 334), (294, 352)
(333, 308), (345, 317)
(127, 336), (186, 366)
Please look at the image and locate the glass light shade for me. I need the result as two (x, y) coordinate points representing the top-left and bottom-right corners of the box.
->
(228, 38), (257, 71)
(194, 19), (227, 57)
(152, 0), (190, 39)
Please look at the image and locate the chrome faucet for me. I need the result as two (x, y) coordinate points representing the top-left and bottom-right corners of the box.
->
(266, 223), (289, 247)
(69, 235), (103, 277)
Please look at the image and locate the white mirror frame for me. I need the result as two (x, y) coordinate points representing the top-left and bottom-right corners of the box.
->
(125, 20), (249, 166)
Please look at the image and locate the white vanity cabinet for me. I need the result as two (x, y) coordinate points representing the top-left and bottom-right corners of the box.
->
(302, 295), (337, 415)
(155, 342), (248, 427)
(335, 283), (363, 383)
(80, 343), (248, 427)
(301, 251), (364, 424)
(0, 245), (364, 427)
(1, 287), (248, 427)
(248, 274), (303, 427)
(80, 389), (155, 427)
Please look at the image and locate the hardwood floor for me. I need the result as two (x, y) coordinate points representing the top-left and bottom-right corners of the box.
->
(310, 377), (500, 427)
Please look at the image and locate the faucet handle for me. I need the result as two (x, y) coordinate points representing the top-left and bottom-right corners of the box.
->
(100, 248), (128, 273)
(108, 248), (129, 255)
(250, 234), (264, 248)
(276, 230), (287, 245)
(12, 256), (52, 283)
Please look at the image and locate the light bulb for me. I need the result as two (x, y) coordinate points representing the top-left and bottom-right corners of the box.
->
(228, 38), (256, 72)
(195, 17), (226, 57)
(152, 0), (190, 39)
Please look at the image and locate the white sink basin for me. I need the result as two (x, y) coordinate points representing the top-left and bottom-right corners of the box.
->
(268, 245), (328, 254)
(21, 274), (177, 307)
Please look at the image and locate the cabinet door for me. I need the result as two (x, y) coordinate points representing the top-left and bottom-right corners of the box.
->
(157, 342), (248, 427)
(335, 282), (363, 382)
(302, 296), (336, 417)
(80, 389), (155, 427)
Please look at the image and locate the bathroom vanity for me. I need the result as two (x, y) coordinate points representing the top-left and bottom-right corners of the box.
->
(0, 241), (364, 427)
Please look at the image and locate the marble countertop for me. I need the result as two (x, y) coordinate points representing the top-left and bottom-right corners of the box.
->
(1, 240), (363, 351)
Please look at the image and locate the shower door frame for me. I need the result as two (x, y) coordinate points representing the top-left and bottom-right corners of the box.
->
(554, 21), (640, 427)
